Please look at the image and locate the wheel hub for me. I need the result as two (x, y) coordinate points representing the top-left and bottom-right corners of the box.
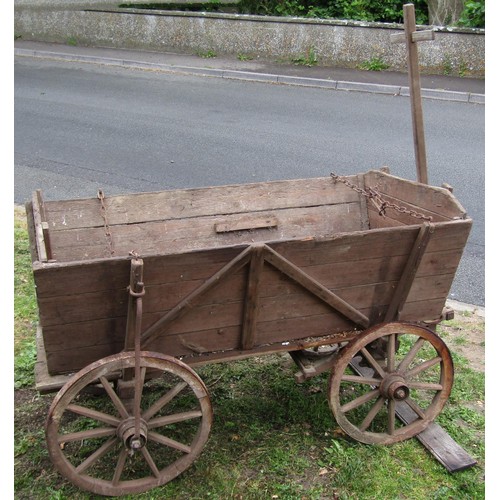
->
(117, 417), (148, 451)
(380, 373), (410, 401)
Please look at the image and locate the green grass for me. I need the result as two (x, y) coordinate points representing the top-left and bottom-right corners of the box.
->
(291, 47), (318, 67)
(358, 57), (390, 71)
(13, 207), (485, 499)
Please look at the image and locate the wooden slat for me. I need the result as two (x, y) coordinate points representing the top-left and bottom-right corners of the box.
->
(47, 203), (362, 262)
(31, 190), (50, 262)
(364, 171), (467, 220)
(241, 245), (264, 350)
(215, 215), (278, 233)
(394, 403), (478, 472)
(43, 177), (359, 231)
(391, 29), (435, 44)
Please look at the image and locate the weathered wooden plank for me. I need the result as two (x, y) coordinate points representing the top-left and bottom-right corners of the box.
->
(31, 190), (50, 262)
(36, 241), (463, 329)
(366, 198), (446, 226)
(45, 341), (125, 375)
(395, 403), (477, 472)
(215, 215), (278, 233)
(32, 219), (470, 302)
(391, 29), (435, 44)
(241, 245), (264, 350)
(40, 269), (456, 356)
(32, 246), (246, 297)
(47, 203), (362, 262)
(43, 177), (359, 230)
(364, 171), (467, 219)
(268, 221), (470, 268)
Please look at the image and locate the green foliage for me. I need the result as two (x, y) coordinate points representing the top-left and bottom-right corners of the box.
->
(457, 0), (485, 28)
(14, 208), (38, 388)
(118, 0), (485, 27)
(119, 2), (224, 11)
(358, 56), (390, 71)
(198, 49), (217, 58)
(14, 341), (36, 389)
(121, 0), (430, 24)
(291, 47), (318, 66)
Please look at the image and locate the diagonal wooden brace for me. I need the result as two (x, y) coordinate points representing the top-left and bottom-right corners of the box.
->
(384, 222), (434, 322)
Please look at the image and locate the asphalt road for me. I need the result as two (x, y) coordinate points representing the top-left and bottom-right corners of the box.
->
(14, 55), (485, 306)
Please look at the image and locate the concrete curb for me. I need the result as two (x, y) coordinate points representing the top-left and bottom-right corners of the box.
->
(447, 299), (485, 318)
(14, 48), (485, 104)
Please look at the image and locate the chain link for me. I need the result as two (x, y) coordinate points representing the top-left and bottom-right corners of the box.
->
(97, 189), (115, 256)
(331, 173), (433, 222)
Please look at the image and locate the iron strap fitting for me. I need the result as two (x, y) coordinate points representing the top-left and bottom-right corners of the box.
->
(330, 173), (433, 222)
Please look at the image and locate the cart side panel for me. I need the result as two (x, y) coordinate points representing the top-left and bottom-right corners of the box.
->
(42, 177), (359, 231)
(34, 246), (247, 374)
(47, 204), (362, 262)
(36, 218), (471, 375)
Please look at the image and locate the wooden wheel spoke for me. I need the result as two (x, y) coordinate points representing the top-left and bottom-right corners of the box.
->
(330, 323), (453, 445)
(405, 396), (427, 419)
(340, 388), (380, 413)
(387, 400), (396, 435)
(341, 374), (381, 386)
(360, 347), (386, 378)
(142, 382), (188, 421)
(134, 367), (147, 412)
(148, 410), (203, 429)
(148, 431), (192, 454)
(112, 447), (128, 486)
(58, 427), (116, 444)
(141, 446), (161, 478)
(66, 404), (121, 427)
(406, 381), (443, 391)
(397, 337), (425, 372)
(46, 352), (212, 496)
(359, 396), (385, 431)
(99, 377), (130, 419)
(75, 437), (118, 474)
(406, 356), (442, 378)
(387, 334), (396, 372)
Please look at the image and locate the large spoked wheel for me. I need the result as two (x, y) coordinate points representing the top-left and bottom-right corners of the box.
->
(46, 351), (212, 497)
(328, 322), (453, 445)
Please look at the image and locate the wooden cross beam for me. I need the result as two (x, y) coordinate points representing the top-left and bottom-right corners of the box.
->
(391, 3), (435, 185)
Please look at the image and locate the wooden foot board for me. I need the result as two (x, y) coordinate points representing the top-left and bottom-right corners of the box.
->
(349, 356), (477, 472)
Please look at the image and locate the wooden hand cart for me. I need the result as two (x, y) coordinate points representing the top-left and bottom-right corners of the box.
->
(27, 168), (471, 495)
(25, 5), (475, 496)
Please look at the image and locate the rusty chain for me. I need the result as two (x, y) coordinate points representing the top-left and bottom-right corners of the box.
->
(97, 189), (115, 256)
(330, 173), (433, 222)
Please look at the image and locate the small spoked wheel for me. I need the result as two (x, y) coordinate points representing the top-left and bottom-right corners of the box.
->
(328, 322), (453, 445)
(45, 351), (212, 497)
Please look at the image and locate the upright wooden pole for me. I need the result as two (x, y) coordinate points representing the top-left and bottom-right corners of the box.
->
(392, 4), (434, 184)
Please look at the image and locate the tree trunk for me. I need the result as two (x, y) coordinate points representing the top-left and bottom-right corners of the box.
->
(427, 0), (464, 26)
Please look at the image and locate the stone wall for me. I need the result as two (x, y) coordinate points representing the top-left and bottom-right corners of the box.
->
(14, 4), (485, 77)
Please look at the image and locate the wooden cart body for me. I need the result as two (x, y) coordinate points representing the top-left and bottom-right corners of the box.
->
(27, 169), (471, 387)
